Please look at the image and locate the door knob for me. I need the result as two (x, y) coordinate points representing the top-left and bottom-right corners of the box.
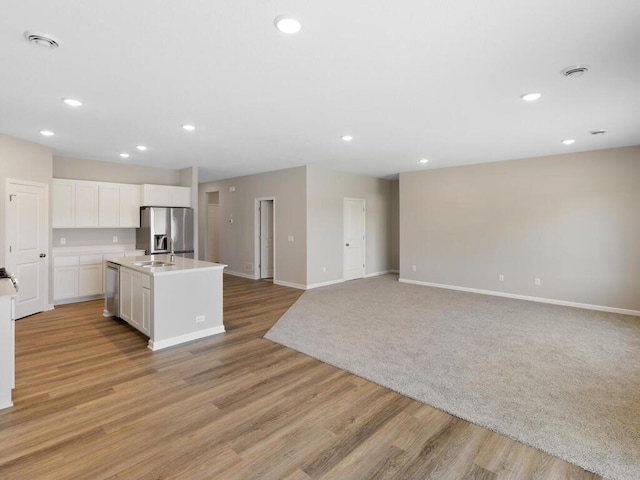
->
(39, 253), (47, 258)
(345, 243), (350, 247)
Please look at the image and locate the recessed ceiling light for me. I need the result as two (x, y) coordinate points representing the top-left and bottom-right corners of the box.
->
(39, 130), (55, 136)
(120, 153), (130, 158)
(590, 129), (607, 136)
(24, 30), (61, 49)
(182, 124), (196, 131)
(561, 65), (590, 78)
(520, 92), (542, 102)
(419, 158), (429, 164)
(561, 139), (575, 145)
(275, 16), (302, 34)
(62, 98), (82, 107)
(341, 135), (353, 142)
(136, 145), (147, 151)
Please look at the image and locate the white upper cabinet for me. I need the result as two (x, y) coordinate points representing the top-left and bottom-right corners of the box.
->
(52, 180), (76, 228)
(119, 184), (141, 227)
(52, 179), (142, 228)
(141, 184), (191, 207)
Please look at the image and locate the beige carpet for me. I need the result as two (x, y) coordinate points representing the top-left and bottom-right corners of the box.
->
(265, 274), (640, 480)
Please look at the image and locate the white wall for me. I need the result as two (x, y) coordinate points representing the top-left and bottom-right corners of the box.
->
(198, 167), (307, 287)
(400, 146), (640, 311)
(306, 166), (393, 286)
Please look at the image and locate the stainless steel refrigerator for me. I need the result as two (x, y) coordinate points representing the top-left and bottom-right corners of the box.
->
(136, 207), (194, 258)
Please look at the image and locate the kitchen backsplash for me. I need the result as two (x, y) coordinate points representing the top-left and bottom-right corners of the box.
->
(53, 228), (136, 247)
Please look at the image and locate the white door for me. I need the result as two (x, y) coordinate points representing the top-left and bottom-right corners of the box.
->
(343, 198), (365, 281)
(6, 180), (49, 318)
(259, 200), (274, 279)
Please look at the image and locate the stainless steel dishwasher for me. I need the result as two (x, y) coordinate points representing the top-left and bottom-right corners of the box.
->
(104, 261), (120, 317)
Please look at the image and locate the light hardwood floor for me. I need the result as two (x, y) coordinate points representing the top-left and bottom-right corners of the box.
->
(0, 275), (603, 479)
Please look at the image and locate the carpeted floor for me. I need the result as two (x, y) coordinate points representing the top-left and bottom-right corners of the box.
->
(265, 274), (640, 480)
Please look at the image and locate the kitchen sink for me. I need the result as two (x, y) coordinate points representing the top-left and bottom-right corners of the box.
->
(131, 261), (175, 268)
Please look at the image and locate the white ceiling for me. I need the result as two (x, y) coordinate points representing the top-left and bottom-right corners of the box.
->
(1, 0), (639, 182)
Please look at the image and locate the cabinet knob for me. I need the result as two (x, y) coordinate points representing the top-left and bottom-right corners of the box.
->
(39, 253), (47, 258)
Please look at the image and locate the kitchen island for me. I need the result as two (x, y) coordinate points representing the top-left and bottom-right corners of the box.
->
(104, 255), (226, 351)
(1, 277), (18, 409)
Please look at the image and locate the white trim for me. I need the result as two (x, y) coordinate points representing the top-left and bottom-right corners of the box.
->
(306, 278), (345, 290)
(273, 279), (307, 290)
(46, 303), (55, 311)
(364, 270), (395, 278)
(224, 270), (257, 280)
(398, 278), (640, 317)
(0, 400), (13, 410)
(148, 325), (226, 351)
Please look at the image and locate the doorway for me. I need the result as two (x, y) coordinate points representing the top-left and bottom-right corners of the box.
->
(206, 191), (220, 263)
(255, 198), (274, 280)
(5, 179), (49, 318)
(343, 197), (365, 281)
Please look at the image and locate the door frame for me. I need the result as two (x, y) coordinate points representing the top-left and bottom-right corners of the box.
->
(343, 197), (366, 281)
(254, 197), (276, 280)
(5, 178), (50, 315)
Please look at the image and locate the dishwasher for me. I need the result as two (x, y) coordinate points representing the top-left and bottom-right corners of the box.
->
(104, 261), (120, 317)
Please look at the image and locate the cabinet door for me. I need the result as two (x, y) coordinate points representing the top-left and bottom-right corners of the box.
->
(78, 264), (103, 296)
(119, 185), (141, 227)
(75, 182), (99, 227)
(169, 186), (191, 207)
(99, 184), (120, 227)
(141, 287), (150, 335)
(52, 180), (75, 228)
(119, 268), (133, 322)
(142, 185), (170, 207)
(54, 266), (79, 300)
(128, 272), (144, 331)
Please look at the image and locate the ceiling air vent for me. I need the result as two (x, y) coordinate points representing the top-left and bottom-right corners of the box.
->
(24, 31), (61, 49)
(590, 129), (607, 135)
(561, 65), (589, 78)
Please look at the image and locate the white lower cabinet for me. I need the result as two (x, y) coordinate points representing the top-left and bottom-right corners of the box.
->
(119, 267), (150, 335)
(54, 266), (80, 300)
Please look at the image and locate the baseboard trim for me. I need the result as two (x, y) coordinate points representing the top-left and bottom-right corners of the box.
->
(54, 294), (103, 306)
(306, 278), (345, 290)
(46, 303), (55, 311)
(224, 270), (256, 280)
(273, 279), (307, 290)
(364, 270), (396, 278)
(148, 325), (226, 351)
(398, 278), (640, 317)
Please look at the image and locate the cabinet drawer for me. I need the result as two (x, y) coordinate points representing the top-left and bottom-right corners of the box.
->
(54, 255), (79, 267)
(79, 254), (104, 265)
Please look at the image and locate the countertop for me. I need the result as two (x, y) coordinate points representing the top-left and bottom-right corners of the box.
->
(0, 278), (18, 298)
(104, 255), (226, 276)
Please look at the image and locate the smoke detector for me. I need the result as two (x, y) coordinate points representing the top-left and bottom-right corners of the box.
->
(24, 31), (61, 49)
(561, 65), (589, 78)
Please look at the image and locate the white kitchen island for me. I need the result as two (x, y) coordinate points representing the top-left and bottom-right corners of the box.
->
(104, 255), (226, 351)
(1, 278), (18, 410)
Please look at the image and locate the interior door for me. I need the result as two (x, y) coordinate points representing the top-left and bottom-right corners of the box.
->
(343, 198), (365, 281)
(260, 200), (274, 279)
(6, 180), (48, 318)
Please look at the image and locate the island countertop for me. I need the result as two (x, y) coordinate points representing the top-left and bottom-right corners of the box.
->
(105, 254), (226, 276)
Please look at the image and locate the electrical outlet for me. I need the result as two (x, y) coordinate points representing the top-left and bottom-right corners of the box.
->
(288, 235), (294, 242)
(195, 315), (205, 323)
(535, 278), (541, 286)
(112, 236), (118, 243)
(499, 274), (504, 281)
(60, 237), (66, 245)
(322, 266), (326, 273)
(412, 265), (417, 272)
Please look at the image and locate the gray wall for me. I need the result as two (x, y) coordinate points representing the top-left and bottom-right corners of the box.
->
(400, 146), (640, 311)
(53, 156), (180, 184)
(306, 166), (393, 285)
(198, 166), (307, 287)
(0, 135), (54, 302)
(179, 167), (199, 258)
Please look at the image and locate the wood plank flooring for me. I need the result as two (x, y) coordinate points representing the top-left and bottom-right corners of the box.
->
(0, 275), (604, 479)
